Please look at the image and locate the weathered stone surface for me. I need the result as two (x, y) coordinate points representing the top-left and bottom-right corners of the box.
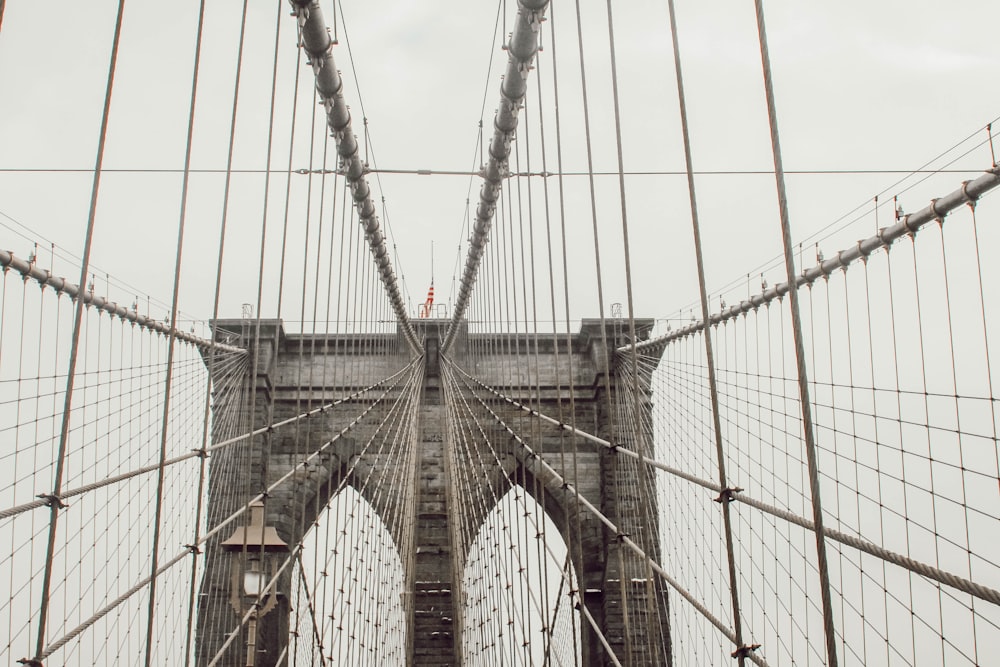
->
(196, 318), (670, 666)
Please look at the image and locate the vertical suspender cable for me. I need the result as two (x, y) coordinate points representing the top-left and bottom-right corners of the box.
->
(252, 26), (305, 629)
(532, 25), (582, 661)
(274, 37), (306, 323)
(289, 78), (321, 667)
(183, 1), (251, 664)
(143, 3), (207, 665)
(751, 2), (839, 665)
(545, 4), (589, 659)
(292, 0), (420, 354)
(602, 2), (670, 661)
(29, 1), (126, 661)
(568, 0), (635, 660)
(664, 0), (750, 662)
(442, 0), (550, 353)
(246, 1), (285, 557)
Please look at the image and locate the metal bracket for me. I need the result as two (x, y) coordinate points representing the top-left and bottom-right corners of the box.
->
(714, 487), (743, 503)
(36, 494), (67, 509)
(731, 643), (762, 658)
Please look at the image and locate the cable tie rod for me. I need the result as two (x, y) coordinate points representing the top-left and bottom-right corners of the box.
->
(714, 487), (743, 503)
(35, 494), (67, 510)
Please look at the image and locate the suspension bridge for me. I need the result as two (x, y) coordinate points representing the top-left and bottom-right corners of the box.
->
(1, 0), (999, 665)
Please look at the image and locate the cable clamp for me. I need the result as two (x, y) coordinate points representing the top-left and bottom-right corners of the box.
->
(714, 487), (743, 503)
(615, 531), (630, 542)
(527, 9), (546, 32)
(875, 226), (889, 246)
(192, 448), (208, 459)
(929, 198), (944, 224)
(852, 239), (865, 262)
(36, 494), (67, 509)
(184, 544), (201, 555)
(960, 180), (979, 210)
(291, 3), (309, 28)
(17, 659), (44, 667)
(731, 643), (762, 659)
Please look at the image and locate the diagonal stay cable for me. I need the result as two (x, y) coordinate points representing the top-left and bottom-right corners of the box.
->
(442, 360), (617, 664)
(447, 360), (770, 667)
(295, 553), (331, 667)
(33, 361), (419, 662)
(452, 355), (1000, 609)
(0, 359), (415, 520)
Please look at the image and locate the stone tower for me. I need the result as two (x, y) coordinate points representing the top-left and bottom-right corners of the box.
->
(195, 318), (670, 665)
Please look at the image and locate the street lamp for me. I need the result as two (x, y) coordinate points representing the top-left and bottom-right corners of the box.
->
(220, 501), (289, 667)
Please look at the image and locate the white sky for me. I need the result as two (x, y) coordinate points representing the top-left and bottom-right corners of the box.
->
(1, 0), (998, 331)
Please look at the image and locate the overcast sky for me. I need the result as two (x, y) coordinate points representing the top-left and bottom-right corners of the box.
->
(1, 0), (998, 332)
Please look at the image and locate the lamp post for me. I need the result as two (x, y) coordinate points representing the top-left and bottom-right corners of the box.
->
(220, 501), (289, 667)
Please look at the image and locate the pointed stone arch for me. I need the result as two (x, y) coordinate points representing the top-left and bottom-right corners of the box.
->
(460, 480), (582, 665)
(197, 318), (670, 666)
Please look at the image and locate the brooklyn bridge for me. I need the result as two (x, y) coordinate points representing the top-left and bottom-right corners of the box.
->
(1, 1), (998, 665)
